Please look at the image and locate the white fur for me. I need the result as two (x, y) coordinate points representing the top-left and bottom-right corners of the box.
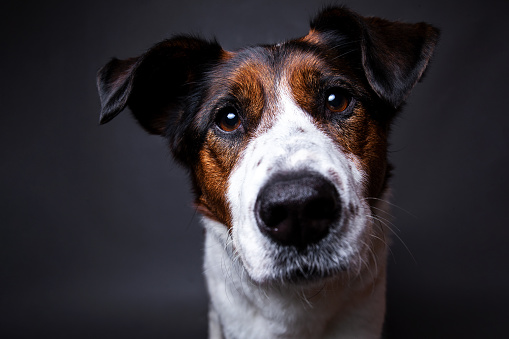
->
(202, 84), (390, 338)
(227, 88), (369, 283)
(203, 217), (387, 339)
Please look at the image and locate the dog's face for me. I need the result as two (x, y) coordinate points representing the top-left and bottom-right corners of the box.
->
(205, 44), (390, 284)
(98, 7), (438, 285)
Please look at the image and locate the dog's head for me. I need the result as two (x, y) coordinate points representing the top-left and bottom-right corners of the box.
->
(97, 7), (438, 285)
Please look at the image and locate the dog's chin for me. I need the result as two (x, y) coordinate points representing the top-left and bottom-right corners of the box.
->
(250, 262), (350, 288)
(281, 263), (349, 287)
(244, 240), (355, 287)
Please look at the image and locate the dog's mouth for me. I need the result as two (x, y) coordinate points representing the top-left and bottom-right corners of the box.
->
(254, 235), (355, 285)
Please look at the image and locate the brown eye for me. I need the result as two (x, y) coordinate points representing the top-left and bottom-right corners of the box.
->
(216, 107), (241, 132)
(325, 88), (350, 113)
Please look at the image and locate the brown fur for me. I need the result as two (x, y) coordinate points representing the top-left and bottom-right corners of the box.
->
(96, 7), (439, 337)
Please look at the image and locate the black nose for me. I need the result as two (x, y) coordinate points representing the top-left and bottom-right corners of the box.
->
(255, 172), (340, 249)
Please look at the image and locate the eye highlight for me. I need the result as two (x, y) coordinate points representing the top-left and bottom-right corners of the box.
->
(216, 106), (242, 132)
(325, 88), (350, 113)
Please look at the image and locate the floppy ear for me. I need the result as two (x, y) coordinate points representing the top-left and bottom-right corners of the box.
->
(97, 36), (223, 134)
(310, 7), (439, 108)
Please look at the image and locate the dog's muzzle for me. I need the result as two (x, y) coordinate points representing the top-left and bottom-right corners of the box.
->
(255, 171), (341, 249)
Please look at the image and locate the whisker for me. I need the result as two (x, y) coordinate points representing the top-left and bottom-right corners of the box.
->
(371, 213), (401, 232)
(365, 197), (417, 219)
(370, 232), (395, 259)
(368, 215), (416, 264)
(370, 205), (395, 219)
(329, 48), (357, 61)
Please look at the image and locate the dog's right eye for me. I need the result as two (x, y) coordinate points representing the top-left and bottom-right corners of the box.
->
(325, 88), (350, 113)
(216, 107), (242, 132)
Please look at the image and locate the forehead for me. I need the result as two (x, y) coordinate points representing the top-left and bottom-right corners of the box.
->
(207, 39), (364, 102)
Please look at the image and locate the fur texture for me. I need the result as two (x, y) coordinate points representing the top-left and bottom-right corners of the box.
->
(97, 6), (439, 338)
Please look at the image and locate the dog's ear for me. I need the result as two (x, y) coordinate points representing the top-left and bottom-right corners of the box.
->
(97, 36), (223, 134)
(310, 7), (439, 108)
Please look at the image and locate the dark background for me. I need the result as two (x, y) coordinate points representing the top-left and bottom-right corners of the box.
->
(2, 0), (508, 337)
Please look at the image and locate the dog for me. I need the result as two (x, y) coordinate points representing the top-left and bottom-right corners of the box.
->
(97, 6), (438, 338)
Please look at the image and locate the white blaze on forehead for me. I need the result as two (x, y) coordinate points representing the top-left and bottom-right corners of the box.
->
(224, 83), (367, 282)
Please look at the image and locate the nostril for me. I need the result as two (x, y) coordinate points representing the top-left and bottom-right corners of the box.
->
(255, 172), (341, 248)
(260, 204), (288, 229)
(304, 197), (337, 220)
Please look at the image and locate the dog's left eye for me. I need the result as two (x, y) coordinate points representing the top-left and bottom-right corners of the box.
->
(325, 88), (350, 113)
(216, 107), (242, 132)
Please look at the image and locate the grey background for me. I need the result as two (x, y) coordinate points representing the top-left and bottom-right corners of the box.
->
(2, 0), (508, 337)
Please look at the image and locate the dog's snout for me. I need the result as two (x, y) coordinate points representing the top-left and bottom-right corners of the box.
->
(255, 172), (340, 249)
